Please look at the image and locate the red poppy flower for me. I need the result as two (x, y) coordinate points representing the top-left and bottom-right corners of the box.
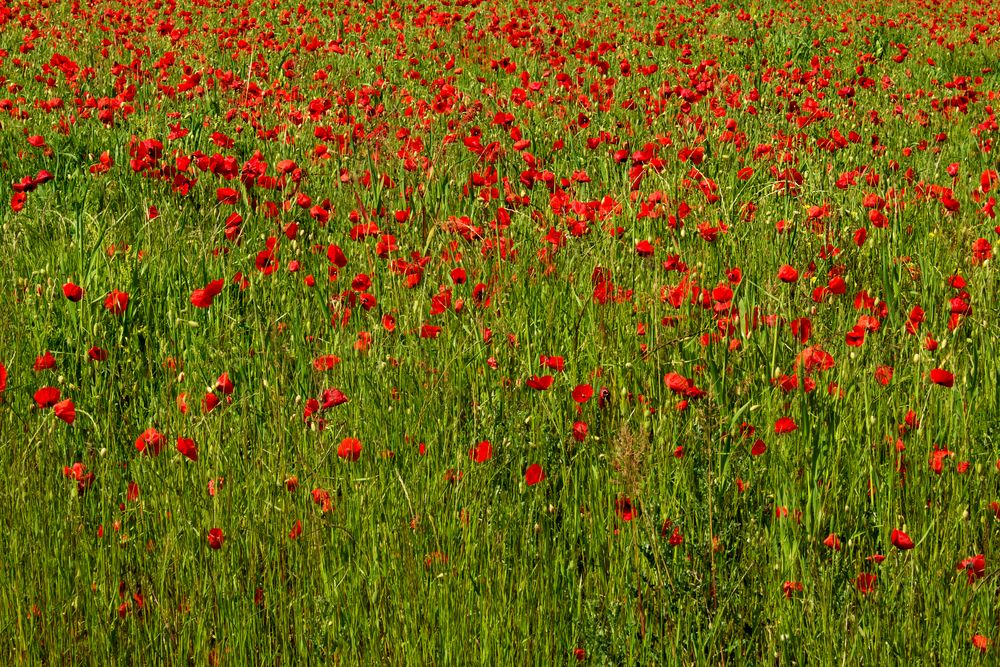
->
(526, 375), (554, 390)
(33, 351), (56, 372)
(176, 437), (198, 462)
(615, 496), (637, 521)
(216, 373), (234, 395)
(469, 440), (493, 463)
(572, 421), (588, 442)
(53, 399), (75, 425)
(777, 264), (799, 283)
(320, 388), (348, 409)
(774, 416), (798, 434)
(104, 290), (129, 315)
(823, 533), (842, 551)
(216, 187), (239, 205)
(34, 386), (61, 408)
(207, 528), (225, 550)
(327, 244), (348, 267)
(957, 554), (986, 584)
(0, 362), (6, 395)
(929, 368), (954, 387)
(572, 384), (594, 403)
(890, 529), (914, 550)
(203, 392), (221, 413)
(782, 581), (803, 598)
(972, 634), (991, 653)
(62, 282), (84, 302)
(190, 279), (224, 308)
(135, 427), (167, 456)
(288, 520), (303, 540)
(750, 439), (767, 456)
(524, 463), (545, 486)
(337, 437), (362, 461)
(312, 355), (341, 371)
(854, 572), (877, 594)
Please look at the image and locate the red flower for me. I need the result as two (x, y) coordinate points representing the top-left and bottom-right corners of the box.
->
(103, 290), (129, 315)
(777, 264), (799, 283)
(62, 282), (84, 302)
(774, 416), (798, 434)
(957, 554), (986, 584)
(176, 437), (198, 462)
(972, 634), (991, 653)
(572, 421), (588, 442)
(288, 520), (303, 540)
(572, 384), (594, 403)
(53, 399), (76, 425)
(929, 368), (954, 387)
(750, 439), (767, 456)
(469, 440), (493, 463)
(33, 351), (56, 371)
(34, 386), (61, 408)
(312, 355), (341, 371)
(524, 463), (546, 486)
(190, 279), (224, 309)
(782, 581), (803, 598)
(854, 572), (877, 594)
(615, 496), (637, 521)
(823, 533), (842, 551)
(420, 324), (442, 339)
(216, 187), (239, 205)
(135, 427), (167, 456)
(337, 437), (362, 461)
(0, 362), (6, 395)
(207, 528), (225, 550)
(874, 366), (894, 386)
(890, 529), (914, 551)
(216, 373), (234, 395)
(526, 375), (554, 391)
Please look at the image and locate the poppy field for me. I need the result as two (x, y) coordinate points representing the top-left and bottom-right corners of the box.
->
(3, 0), (1000, 662)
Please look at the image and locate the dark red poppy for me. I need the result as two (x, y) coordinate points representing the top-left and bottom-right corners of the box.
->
(176, 437), (198, 462)
(526, 375), (554, 390)
(34, 386), (61, 408)
(53, 399), (75, 425)
(524, 463), (545, 486)
(135, 428), (166, 456)
(62, 282), (84, 302)
(957, 554), (986, 584)
(207, 528), (225, 550)
(854, 572), (877, 594)
(890, 529), (914, 551)
(929, 368), (954, 387)
(33, 351), (56, 372)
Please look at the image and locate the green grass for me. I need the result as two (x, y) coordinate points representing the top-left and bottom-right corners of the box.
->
(1, 0), (999, 663)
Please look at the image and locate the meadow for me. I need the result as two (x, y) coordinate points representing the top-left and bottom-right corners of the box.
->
(1, 0), (999, 662)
